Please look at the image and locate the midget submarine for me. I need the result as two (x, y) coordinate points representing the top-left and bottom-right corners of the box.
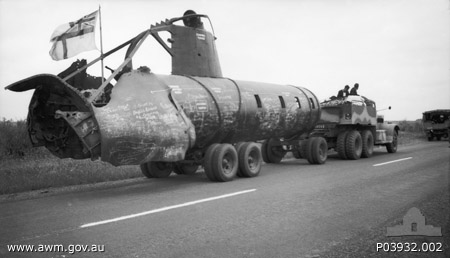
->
(6, 11), (324, 182)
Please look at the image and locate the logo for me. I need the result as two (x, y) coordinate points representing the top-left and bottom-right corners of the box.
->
(386, 207), (442, 237)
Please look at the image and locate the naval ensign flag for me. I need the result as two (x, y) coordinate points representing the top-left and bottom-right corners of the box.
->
(49, 10), (98, 60)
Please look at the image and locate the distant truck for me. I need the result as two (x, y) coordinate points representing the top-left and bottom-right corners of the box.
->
(303, 96), (399, 161)
(422, 109), (450, 141)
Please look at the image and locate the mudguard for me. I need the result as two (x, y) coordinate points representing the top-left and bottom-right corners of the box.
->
(377, 122), (400, 142)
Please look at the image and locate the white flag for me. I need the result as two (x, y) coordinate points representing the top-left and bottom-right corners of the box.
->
(49, 11), (98, 61)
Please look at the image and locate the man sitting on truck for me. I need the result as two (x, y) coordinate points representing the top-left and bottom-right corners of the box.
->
(337, 85), (350, 98)
(349, 83), (359, 96)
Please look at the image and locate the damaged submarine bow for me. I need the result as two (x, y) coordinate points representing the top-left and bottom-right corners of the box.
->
(5, 11), (321, 181)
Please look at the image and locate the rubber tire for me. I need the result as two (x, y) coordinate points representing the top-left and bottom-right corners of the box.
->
(345, 130), (362, 160)
(266, 138), (285, 164)
(174, 163), (199, 175)
(386, 131), (398, 153)
(143, 162), (172, 178)
(261, 140), (270, 163)
(140, 163), (154, 178)
(212, 144), (238, 182)
(361, 130), (374, 158)
(238, 142), (262, 177)
(204, 143), (220, 181)
(311, 137), (328, 164)
(302, 138), (315, 164)
(234, 142), (246, 177)
(336, 131), (349, 160)
(292, 141), (303, 159)
(298, 140), (307, 160)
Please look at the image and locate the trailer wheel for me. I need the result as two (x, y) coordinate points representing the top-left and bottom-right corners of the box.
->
(140, 163), (153, 178)
(261, 140), (270, 163)
(238, 142), (262, 177)
(311, 137), (328, 164)
(298, 140), (307, 159)
(140, 162), (172, 178)
(302, 138), (315, 164)
(361, 130), (374, 158)
(263, 138), (285, 164)
(345, 130), (362, 160)
(212, 144), (238, 182)
(386, 131), (398, 153)
(204, 143), (220, 181)
(234, 142), (246, 177)
(174, 163), (199, 175)
(336, 131), (349, 159)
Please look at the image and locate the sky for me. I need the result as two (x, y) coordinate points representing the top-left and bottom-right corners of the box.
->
(0, 0), (449, 121)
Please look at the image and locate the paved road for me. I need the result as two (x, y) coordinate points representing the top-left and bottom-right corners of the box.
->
(1, 141), (449, 258)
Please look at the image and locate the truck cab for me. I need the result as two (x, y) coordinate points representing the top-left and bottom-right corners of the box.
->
(422, 109), (450, 141)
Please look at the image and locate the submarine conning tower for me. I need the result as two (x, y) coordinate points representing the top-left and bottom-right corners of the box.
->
(150, 10), (223, 78)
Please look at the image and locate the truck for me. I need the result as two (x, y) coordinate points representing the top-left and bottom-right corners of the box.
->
(308, 96), (399, 160)
(5, 11), (400, 183)
(422, 109), (450, 141)
(259, 95), (399, 166)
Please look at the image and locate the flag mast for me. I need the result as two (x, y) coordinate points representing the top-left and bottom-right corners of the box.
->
(99, 5), (105, 83)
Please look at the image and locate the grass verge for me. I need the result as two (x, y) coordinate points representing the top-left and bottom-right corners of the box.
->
(0, 148), (141, 195)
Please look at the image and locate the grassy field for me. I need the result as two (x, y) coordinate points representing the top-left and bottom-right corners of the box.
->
(0, 119), (432, 195)
(0, 150), (142, 195)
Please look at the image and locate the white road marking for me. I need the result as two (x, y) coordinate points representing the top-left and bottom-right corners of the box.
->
(373, 157), (413, 167)
(80, 189), (257, 228)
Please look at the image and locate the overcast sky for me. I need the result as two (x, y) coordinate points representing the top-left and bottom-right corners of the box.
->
(1, 0), (449, 121)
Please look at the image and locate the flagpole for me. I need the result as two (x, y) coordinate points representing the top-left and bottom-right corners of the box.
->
(99, 5), (105, 83)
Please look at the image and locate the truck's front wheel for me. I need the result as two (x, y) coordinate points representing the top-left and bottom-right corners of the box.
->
(386, 131), (398, 153)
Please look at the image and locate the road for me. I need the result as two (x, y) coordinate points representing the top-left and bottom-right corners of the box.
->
(0, 141), (449, 258)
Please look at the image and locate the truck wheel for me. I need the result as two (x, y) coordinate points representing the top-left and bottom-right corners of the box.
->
(336, 131), (349, 159)
(174, 163), (199, 175)
(140, 162), (172, 178)
(238, 142), (262, 177)
(263, 138), (285, 164)
(361, 130), (374, 158)
(386, 131), (398, 153)
(204, 143), (220, 181)
(311, 137), (327, 164)
(345, 130), (362, 160)
(212, 144), (238, 182)
(427, 135), (433, 141)
(436, 135), (442, 141)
